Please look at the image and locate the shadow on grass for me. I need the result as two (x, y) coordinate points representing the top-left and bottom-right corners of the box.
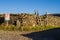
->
(21, 28), (60, 40)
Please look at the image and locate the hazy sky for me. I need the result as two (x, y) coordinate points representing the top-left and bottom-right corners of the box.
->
(0, 0), (60, 15)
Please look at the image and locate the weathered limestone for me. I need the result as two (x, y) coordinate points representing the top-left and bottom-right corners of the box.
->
(0, 13), (60, 27)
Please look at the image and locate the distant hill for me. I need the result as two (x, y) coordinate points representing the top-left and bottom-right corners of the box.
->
(47, 13), (60, 17)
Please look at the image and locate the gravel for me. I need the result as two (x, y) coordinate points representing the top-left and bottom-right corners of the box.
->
(0, 30), (32, 40)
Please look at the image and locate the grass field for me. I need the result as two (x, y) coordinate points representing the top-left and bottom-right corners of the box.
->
(0, 25), (60, 31)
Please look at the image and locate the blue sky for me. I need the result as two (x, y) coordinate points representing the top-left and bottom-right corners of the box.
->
(0, 0), (60, 15)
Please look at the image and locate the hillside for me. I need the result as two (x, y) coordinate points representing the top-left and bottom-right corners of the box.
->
(0, 13), (60, 27)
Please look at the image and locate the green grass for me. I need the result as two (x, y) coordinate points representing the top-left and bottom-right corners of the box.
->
(0, 25), (60, 31)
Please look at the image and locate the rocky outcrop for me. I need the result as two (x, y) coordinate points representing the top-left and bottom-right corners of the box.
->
(0, 13), (60, 27)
